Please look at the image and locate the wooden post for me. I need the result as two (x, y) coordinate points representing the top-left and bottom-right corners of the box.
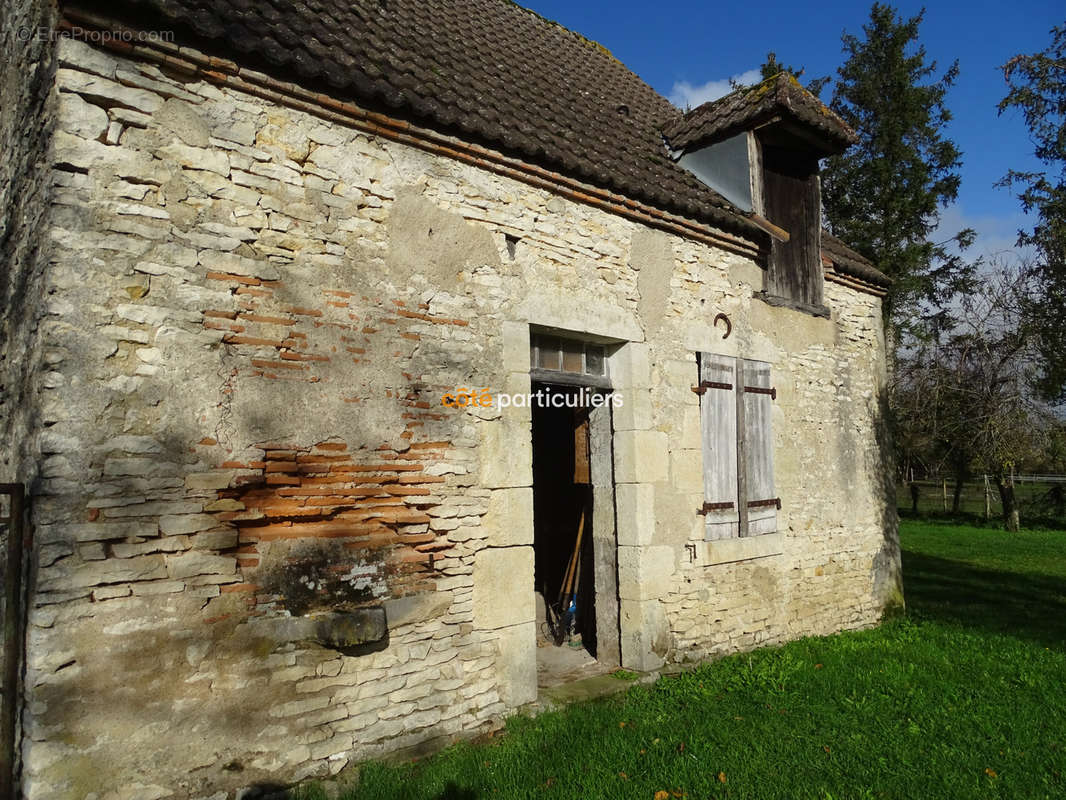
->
(984, 475), (992, 519)
(942, 479), (947, 512)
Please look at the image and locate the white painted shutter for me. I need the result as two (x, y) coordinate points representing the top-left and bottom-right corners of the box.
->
(699, 353), (739, 540)
(743, 359), (777, 536)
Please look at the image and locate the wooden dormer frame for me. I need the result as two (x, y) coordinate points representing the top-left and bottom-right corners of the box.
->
(752, 129), (829, 317)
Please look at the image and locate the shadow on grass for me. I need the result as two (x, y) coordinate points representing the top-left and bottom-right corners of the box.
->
(898, 507), (1066, 530)
(435, 783), (477, 800)
(902, 548), (1066, 647)
(895, 509), (1066, 535)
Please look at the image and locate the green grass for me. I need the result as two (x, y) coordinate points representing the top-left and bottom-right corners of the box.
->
(313, 520), (1066, 800)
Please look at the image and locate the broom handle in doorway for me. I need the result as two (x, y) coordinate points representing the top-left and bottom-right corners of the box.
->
(558, 507), (585, 606)
(558, 511), (578, 606)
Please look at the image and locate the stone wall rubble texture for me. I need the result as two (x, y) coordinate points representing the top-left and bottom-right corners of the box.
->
(1, 5), (57, 789)
(1, 0), (56, 484)
(5, 35), (902, 799)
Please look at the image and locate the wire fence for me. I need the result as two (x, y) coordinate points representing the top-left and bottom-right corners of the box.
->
(896, 476), (1066, 524)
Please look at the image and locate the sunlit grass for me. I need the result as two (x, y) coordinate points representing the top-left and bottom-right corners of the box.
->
(310, 521), (1066, 800)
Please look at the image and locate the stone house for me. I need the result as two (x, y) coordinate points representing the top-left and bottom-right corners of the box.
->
(0, 0), (902, 797)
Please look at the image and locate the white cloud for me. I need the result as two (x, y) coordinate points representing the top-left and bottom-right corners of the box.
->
(668, 69), (762, 110)
(935, 204), (1034, 266)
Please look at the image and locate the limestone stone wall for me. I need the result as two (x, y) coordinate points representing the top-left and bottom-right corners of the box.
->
(1, 4), (56, 779)
(657, 283), (900, 662)
(0, 0), (57, 484)
(17, 36), (900, 799)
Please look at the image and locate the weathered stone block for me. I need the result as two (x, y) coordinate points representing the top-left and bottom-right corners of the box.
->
(679, 403), (702, 447)
(500, 320), (529, 368)
(269, 695), (332, 719)
(111, 537), (186, 558)
(159, 141), (230, 175)
(38, 554), (169, 591)
(52, 131), (171, 183)
(472, 546), (534, 630)
(482, 487), (533, 547)
(619, 598), (668, 672)
(244, 610), (387, 650)
(700, 533), (785, 567)
(184, 471), (237, 490)
(617, 545), (676, 601)
(501, 371), (532, 423)
(103, 456), (183, 476)
(56, 67), (163, 113)
(159, 514), (220, 535)
(166, 551), (236, 579)
(198, 251), (279, 281)
(384, 592), (452, 628)
(58, 92), (107, 140)
(478, 420), (532, 489)
(493, 621), (537, 707)
(312, 609), (387, 649)
(610, 341), (651, 389)
(615, 483), (656, 546)
(155, 97), (211, 147)
(611, 387), (653, 431)
(37, 521), (157, 544)
(613, 429), (669, 484)
(57, 37), (118, 78)
(104, 500), (203, 518)
(670, 448), (703, 494)
(190, 529), (239, 550)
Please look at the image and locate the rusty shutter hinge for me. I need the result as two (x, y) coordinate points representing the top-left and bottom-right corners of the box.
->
(747, 498), (782, 510)
(691, 381), (733, 396)
(697, 501), (736, 515)
(743, 386), (777, 400)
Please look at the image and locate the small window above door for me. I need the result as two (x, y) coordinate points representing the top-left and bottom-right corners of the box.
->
(530, 334), (610, 388)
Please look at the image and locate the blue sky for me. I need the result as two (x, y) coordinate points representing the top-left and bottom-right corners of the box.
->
(523, 0), (1063, 261)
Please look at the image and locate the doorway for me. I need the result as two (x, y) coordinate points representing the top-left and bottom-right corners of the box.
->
(531, 382), (619, 685)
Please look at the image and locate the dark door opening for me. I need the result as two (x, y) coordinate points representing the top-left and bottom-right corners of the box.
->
(532, 383), (606, 666)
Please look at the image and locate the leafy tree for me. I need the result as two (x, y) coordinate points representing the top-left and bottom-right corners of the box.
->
(892, 260), (1056, 530)
(756, 51), (829, 97)
(998, 23), (1066, 403)
(821, 3), (975, 338)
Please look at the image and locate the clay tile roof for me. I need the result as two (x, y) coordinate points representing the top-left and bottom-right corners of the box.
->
(662, 72), (857, 155)
(80, 0), (885, 289)
(821, 233), (891, 288)
(100, 0), (761, 238)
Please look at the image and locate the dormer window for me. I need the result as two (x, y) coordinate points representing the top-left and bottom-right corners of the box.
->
(663, 74), (856, 317)
(757, 137), (823, 313)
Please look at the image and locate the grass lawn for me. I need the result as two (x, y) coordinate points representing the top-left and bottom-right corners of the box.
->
(309, 520), (1066, 800)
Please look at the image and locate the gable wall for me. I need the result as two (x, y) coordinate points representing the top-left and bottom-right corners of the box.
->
(1, 0), (57, 485)
(17, 37), (900, 799)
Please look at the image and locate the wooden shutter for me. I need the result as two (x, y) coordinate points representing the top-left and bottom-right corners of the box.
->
(742, 359), (777, 536)
(762, 144), (823, 308)
(699, 353), (739, 540)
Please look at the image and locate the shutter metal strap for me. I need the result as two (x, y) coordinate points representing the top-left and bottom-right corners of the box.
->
(691, 381), (733, 396)
(697, 501), (735, 515)
(743, 386), (777, 400)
